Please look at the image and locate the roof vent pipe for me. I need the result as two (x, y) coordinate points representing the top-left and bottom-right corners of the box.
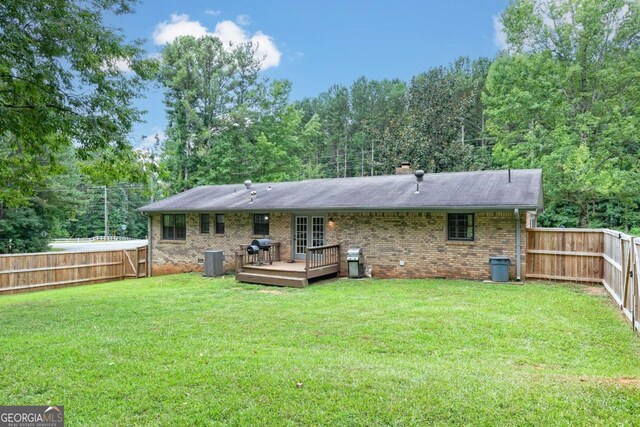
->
(244, 180), (252, 189)
(414, 170), (425, 194)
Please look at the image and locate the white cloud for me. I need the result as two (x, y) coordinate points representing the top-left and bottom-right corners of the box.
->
(205, 9), (221, 16)
(153, 14), (209, 45)
(248, 31), (281, 69)
(211, 21), (281, 69)
(213, 20), (248, 45)
(493, 15), (507, 50)
(236, 14), (251, 26)
(153, 14), (281, 70)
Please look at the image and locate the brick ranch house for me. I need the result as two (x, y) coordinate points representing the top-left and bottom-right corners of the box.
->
(139, 168), (543, 285)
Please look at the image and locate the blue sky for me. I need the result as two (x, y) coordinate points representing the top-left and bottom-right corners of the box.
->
(106, 0), (510, 149)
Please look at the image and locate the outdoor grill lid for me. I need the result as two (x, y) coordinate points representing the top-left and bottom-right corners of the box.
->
(251, 238), (272, 249)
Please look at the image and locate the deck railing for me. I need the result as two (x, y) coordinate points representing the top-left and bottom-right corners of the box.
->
(305, 244), (341, 272)
(235, 242), (281, 272)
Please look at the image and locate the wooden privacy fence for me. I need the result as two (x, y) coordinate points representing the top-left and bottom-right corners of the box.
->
(0, 246), (148, 294)
(527, 228), (640, 331)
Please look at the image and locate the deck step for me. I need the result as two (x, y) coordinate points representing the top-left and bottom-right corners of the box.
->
(241, 265), (308, 278)
(236, 272), (308, 288)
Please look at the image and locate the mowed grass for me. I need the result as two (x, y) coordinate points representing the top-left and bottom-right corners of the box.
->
(1, 275), (640, 426)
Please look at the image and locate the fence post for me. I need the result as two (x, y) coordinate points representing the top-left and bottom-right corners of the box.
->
(632, 238), (637, 331)
(135, 247), (140, 278)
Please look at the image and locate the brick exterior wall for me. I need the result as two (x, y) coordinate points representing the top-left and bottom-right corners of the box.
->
(325, 211), (526, 280)
(150, 212), (292, 275)
(150, 210), (527, 280)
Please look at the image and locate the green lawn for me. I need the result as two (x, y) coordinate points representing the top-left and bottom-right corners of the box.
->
(1, 275), (639, 426)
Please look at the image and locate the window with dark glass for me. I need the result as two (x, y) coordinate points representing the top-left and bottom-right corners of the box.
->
(253, 214), (269, 235)
(200, 214), (210, 234)
(163, 214), (186, 240)
(447, 213), (474, 241)
(215, 214), (225, 234)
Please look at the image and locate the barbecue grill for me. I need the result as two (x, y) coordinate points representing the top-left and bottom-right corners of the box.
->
(347, 247), (365, 278)
(246, 238), (273, 265)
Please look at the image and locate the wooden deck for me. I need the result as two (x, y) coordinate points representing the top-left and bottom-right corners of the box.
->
(235, 244), (341, 287)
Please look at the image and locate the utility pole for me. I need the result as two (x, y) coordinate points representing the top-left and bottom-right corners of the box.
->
(481, 110), (485, 147)
(123, 187), (128, 236)
(370, 141), (374, 176)
(344, 116), (348, 178)
(461, 124), (465, 145)
(344, 141), (347, 178)
(104, 185), (108, 238)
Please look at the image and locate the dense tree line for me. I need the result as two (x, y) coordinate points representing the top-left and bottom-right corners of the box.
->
(159, 47), (493, 185)
(1, 0), (638, 253)
(487, 0), (640, 229)
(0, 144), (156, 253)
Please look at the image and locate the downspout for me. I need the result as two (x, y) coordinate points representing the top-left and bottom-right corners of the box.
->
(514, 208), (521, 281)
(147, 215), (153, 277)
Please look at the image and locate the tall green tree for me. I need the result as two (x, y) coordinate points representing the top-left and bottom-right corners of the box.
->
(159, 36), (262, 190)
(158, 35), (307, 189)
(0, 204), (49, 253)
(486, 0), (640, 227)
(315, 85), (351, 177)
(296, 78), (406, 177)
(0, 0), (154, 206)
(380, 58), (491, 173)
(349, 77), (407, 176)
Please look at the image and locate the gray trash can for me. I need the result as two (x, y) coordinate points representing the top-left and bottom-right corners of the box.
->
(489, 256), (511, 282)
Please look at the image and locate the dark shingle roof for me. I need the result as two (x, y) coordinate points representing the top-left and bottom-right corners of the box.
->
(139, 169), (543, 213)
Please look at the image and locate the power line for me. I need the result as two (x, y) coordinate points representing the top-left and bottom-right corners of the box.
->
(34, 184), (147, 193)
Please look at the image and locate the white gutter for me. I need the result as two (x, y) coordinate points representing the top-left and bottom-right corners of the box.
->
(514, 208), (521, 281)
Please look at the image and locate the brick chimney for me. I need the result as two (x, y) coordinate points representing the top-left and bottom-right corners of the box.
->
(395, 161), (413, 175)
